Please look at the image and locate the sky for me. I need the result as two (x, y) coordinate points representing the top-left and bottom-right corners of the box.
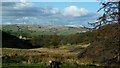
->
(33, 2), (100, 11)
(1, 2), (103, 27)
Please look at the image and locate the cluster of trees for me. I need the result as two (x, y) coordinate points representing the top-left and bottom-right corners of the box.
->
(30, 32), (92, 48)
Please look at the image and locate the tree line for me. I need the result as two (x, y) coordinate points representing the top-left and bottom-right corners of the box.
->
(29, 32), (92, 48)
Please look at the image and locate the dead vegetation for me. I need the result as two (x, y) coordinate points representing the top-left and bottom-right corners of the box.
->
(2, 44), (90, 65)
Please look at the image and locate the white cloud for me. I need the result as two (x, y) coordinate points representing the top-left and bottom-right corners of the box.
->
(20, 0), (27, 3)
(62, 6), (88, 16)
(23, 17), (29, 20)
(14, 2), (33, 9)
(50, 8), (60, 14)
(2, 2), (101, 27)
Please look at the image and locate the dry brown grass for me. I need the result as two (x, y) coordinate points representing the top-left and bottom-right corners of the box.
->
(2, 44), (91, 64)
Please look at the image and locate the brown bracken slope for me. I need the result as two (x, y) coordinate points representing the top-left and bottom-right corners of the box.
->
(78, 23), (120, 66)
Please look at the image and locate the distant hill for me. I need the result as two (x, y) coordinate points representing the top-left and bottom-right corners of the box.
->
(2, 30), (33, 49)
(1, 24), (90, 48)
(78, 23), (120, 66)
(2, 24), (89, 36)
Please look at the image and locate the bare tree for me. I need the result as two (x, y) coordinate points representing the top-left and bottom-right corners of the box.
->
(89, 1), (119, 29)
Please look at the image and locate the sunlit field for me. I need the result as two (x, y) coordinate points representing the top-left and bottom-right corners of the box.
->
(2, 44), (103, 68)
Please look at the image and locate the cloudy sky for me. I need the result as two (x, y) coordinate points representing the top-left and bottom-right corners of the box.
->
(2, 2), (103, 27)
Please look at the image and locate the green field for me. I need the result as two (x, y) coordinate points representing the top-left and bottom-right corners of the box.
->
(2, 24), (88, 36)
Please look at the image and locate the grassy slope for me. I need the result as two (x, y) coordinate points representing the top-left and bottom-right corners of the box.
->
(2, 24), (88, 36)
(2, 45), (85, 64)
(2, 44), (94, 67)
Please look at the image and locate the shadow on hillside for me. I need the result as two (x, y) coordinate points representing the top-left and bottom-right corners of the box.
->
(1, 30), (36, 49)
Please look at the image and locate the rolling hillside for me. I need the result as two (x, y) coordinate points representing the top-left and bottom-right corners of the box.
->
(1, 24), (90, 49)
(2, 24), (89, 36)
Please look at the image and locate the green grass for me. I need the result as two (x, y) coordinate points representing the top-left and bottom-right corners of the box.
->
(2, 63), (104, 68)
(2, 24), (82, 36)
(57, 30), (78, 35)
(2, 63), (47, 68)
